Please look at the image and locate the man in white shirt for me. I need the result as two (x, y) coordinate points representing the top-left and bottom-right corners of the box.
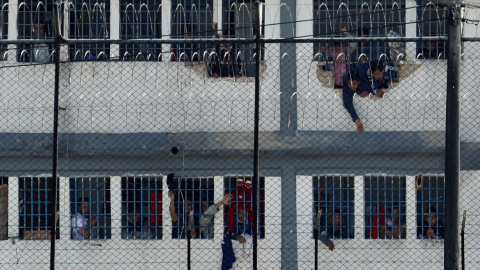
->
(32, 23), (50, 63)
(71, 197), (98, 239)
(199, 193), (232, 239)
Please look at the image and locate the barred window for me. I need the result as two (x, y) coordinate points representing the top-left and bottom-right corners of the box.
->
(364, 175), (406, 239)
(17, 0), (56, 62)
(222, 0), (264, 38)
(222, 0), (265, 75)
(170, 0), (214, 61)
(69, 0), (110, 61)
(416, 2), (447, 59)
(0, 177), (7, 240)
(313, 175), (354, 240)
(313, 0), (405, 61)
(170, 177), (214, 239)
(120, 0), (162, 61)
(223, 176), (265, 239)
(70, 177), (111, 240)
(416, 175), (444, 240)
(0, 1), (7, 61)
(121, 176), (162, 240)
(19, 177), (59, 240)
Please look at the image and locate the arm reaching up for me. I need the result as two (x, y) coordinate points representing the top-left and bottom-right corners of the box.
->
(169, 190), (178, 224)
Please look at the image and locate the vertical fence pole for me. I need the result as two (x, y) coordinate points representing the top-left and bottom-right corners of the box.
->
(187, 212), (191, 270)
(49, 8), (61, 270)
(315, 210), (321, 270)
(445, 4), (462, 270)
(253, 1), (262, 269)
(461, 211), (467, 270)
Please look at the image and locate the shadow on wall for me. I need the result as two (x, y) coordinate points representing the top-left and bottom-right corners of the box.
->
(176, 61), (268, 82)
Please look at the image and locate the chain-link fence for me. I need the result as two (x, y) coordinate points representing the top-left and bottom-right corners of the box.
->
(0, 1), (479, 270)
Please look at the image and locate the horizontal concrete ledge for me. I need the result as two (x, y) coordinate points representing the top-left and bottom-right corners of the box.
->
(0, 131), (473, 158)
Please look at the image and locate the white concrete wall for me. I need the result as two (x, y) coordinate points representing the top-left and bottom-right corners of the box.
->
(296, 56), (480, 142)
(1, 56), (479, 141)
(0, 2), (479, 140)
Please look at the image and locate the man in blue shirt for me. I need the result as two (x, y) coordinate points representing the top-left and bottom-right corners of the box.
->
(347, 27), (388, 78)
(342, 72), (366, 132)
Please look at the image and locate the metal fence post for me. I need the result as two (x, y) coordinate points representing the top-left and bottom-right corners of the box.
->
(445, 4), (462, 270)
(253, 1), (262, 269)
(49, 7), (62, 270)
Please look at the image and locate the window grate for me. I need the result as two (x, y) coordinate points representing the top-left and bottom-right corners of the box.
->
(69, 0), (110, 60)
(17, 0), (56, 62)
(364, 175), (406, 239)
(416, 1), (448, 59)
(19, 177), (59, 240)
(313, 0), (405, 61)
(171, 177), (214, 239)
(313, 175), (354, 240)
(223, 176), (265, 239)
(221, 0), (265, 74)
(70, 177), (111, 240)
(416, 175), (444, 239)
(170, 0), (213, 62)
(121, 176), (162, 240)
(120, 0), (162, 61)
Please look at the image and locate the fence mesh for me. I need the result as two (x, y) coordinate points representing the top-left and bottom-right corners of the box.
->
(0, 3), (479, 270)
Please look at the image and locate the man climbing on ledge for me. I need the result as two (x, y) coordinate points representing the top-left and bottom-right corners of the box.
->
(341, 71), (366, 132)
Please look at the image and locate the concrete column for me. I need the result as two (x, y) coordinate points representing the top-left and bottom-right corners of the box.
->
(213, 0), (222, 33)
(161, 0), (172, 60)
(110, 0), (120, 59)
(7, 0), (17, 63)
(405, 0), (417, 60)
(7, 177), (18, 239)
(279, 0), (296, 135)
(281, 165), (297, 269)
(213, 176), (223, 240)
(405, 176), (416, 239)
(61, 4), (69, 61)
(110, 176), (122, 240)
(265, 0), (281, 39)
(296, 0), (313, 39)
(353, 176), (365, 239)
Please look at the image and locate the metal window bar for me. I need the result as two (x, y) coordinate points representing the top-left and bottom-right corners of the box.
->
(0, 177), (7, 240)
(364, 175), (406, 239)
(313, 0), (405, 61)
(222, 0), (265, 65)
(416, 1), (448, 59)
(223, 176), (265, 239)
(171, 0), (213, 62)
(313, 175), (354, 240)
(416, 175), (445, 239)
(121, 176), (162, 240)
(120, 0), (162, 61)
(69, 0), (110, 60)
(172, 177), (214, 239)
(0, 0), (7, 61)
(70, 177), (111, 240)
(19, 177), (59, 240)
(17, 0), (56, 62)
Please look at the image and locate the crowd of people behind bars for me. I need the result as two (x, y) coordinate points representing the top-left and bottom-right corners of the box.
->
(69, 179), (443, 242)
(66, 176), (444, 270)
(314, 204), (444, 252)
